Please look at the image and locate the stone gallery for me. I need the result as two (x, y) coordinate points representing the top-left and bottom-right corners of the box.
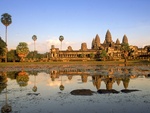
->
(50, 30), (150, 61)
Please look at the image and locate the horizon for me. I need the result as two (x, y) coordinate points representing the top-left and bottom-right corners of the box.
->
(0, 0), (150, 53)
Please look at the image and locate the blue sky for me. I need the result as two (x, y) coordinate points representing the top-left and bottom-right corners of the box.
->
(0, 0), (150, 53)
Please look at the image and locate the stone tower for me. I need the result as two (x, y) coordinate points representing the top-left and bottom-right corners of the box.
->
(122, 35), (128, 44)
(91, 34), (101, 49)
(116, 39), (120, 45)
(95, 34), (101, 47)
(105, 30), (112, 44)
(81, 42), (87, 51)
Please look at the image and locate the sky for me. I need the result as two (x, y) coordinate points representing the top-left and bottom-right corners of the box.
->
(0, 0), (150, 53)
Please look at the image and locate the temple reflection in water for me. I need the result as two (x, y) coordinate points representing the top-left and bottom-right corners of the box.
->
(1, 65), (150, 92)
(0, 65), (150, 113)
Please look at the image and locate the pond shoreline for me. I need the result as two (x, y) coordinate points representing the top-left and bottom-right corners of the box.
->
(0, 60), (150, 72)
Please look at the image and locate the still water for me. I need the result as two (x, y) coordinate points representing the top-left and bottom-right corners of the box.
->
(0, 64), (150, 113)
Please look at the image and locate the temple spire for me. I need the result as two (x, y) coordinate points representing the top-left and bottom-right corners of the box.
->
(105, 30), (112, 43)
(122, 34), (128, 44)
(116, 38), (120, 44)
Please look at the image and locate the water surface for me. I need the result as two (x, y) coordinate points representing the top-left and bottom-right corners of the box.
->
(0, 64), (150, 113)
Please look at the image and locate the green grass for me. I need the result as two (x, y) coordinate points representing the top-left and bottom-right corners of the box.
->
(0, 60), (150, 67)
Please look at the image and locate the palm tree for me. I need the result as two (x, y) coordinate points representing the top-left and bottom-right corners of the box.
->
(16, 42), (29, 62)
(1, 13), (12, 62)
(32, 35), (37, 60)
(32, 35), (37, 52)
(59, 35), (64, 50)
(121, 43), (130, 63)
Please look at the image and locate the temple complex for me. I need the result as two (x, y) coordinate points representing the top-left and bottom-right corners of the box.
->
(50, 30), (150, 61)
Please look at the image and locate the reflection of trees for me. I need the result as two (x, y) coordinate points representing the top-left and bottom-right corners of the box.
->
(0, 72), (12, 113)
(16, 71), (29, 87)
(50, 70), (59, 81)
(30, 71), (38, 76)
(32, 75), (37, 92)
(68, 75), (73, 80)
(0, 72), (7, 93)
(59, 75), (64, 91)
(6, 71), (18, 80)
(1, 87), (12, 113)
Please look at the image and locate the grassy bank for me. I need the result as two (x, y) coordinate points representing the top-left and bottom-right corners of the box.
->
(0, 60), (150, 67)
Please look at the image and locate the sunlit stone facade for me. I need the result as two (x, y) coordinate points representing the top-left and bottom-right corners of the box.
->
(50, 30), (150, 61)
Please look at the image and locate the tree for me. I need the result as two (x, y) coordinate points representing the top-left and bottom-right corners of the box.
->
(100, 50), (107, 61)
(1, 13), (12, 62)
(16, 42), (29, 62)
(121, 43), (130, 63)
(0, 37), (7, 62)
(59, 35), (64, 50)
(7, 49), (19, 62)
(32, 35), (37, 51)
(32, 35), (37, 60)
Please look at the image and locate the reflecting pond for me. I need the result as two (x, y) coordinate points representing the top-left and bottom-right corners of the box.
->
(0, 64), (150, 113)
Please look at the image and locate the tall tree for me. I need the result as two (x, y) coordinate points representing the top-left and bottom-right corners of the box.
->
(32, 35), (37, 60)
(1, 13), (12, 62)
(32, 35), (37, 51)
(100, 50), (107, 61)
(0, 37), (7, 62)
(59, 35), (64, 50)
(16, 42), (29, 62)
(121, 43), (130, 63)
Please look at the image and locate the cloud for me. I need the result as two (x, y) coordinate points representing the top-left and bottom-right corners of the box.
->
(27, 37), (81, 53)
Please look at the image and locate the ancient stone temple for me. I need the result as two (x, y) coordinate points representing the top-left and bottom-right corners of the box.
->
(49, 30), (149, 61)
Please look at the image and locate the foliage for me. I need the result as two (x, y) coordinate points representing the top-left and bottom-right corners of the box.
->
(121, 43), (130, 52)
(32, 35), (37, 41)
(1, 13), (12, 26)
(16, 71), (29, 87)
(121, 43), (130, 62)
(7, 49), (19, 62)
(100, 50), (107, 59)
(16, 42), (29, 61)
(59, 35), (64, 42)
(0, 37), (7, 57)
(26, 51), (43, 59)
(16, 42), (29, 55)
